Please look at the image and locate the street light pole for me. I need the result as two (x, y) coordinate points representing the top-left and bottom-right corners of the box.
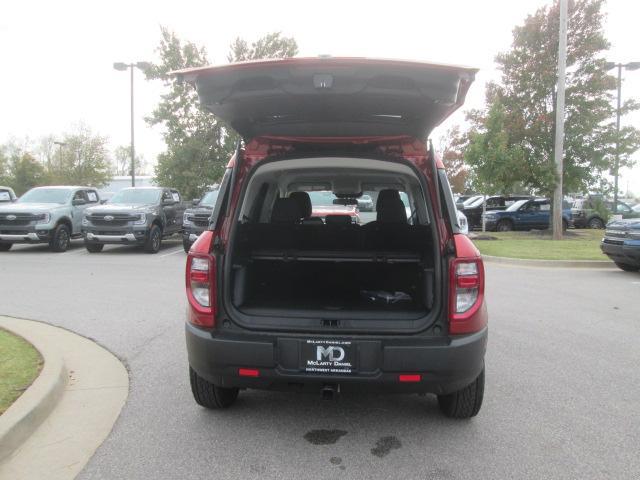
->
(606, 61), (640, 207)
(52, 141), (67, 170)
(130, 64), (135, 188)
(552, 0), (568, 240)
(114, 61), (152, 188)
(614, 63), (622, 207)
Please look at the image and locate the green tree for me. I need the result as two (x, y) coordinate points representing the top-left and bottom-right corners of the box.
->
(464, 100), (530, 195)
(439, 126), (470, 194)
(146, 28), (298, 199)
(113, 145), (146, 176)
(227, 31), (298, 62)
(0, 145), (10, 185)
(477, 0), (639, 196)
(48, 125), (111, 187)
(10, 152), (48, 195)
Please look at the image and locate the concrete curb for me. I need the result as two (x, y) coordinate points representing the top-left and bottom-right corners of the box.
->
(482, 254), (614, 269)
(0, 316), (129, 480)
(0, 321), (67, 463)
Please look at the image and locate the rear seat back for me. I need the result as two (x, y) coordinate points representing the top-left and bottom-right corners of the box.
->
(237, 222), (429, 254)
(236, 192), (429, 255)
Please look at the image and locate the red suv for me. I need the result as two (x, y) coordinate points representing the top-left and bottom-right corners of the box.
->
(178, 58), (487, 418)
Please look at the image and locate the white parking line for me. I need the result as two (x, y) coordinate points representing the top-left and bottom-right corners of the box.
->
(158, 248), (184, 258)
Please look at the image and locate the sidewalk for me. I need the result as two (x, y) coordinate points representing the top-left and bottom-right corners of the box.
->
(0, 317), (128, 480)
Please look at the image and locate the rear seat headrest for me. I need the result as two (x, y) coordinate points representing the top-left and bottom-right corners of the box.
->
(325, 215), (353, 226)
(289, 191), (312, 219)
(271, 198), (301, 223)
(377, 197), (407, 224)
(376, 189), (401, 210)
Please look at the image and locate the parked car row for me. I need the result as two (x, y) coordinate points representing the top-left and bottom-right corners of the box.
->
(0, 185), (219, 254)
(455, 193), (640, 231)
(454, 194), (572, 232)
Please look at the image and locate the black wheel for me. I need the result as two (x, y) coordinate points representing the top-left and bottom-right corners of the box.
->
(84, 240), (104, 253)
(437, 368), (484, 419)
(189, 367), (239, 409)
(0, 243), (12, 251)
(49, 224), (70, 252)
(144, 225), (162, 254)
(183, 238), (192, 253)
(615, 262), (640, 272)
(588, 217), (604, 229)
(496, 220), (513, 232)
(562, 219), (568, 231)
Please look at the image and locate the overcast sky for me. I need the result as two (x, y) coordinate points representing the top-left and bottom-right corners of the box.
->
(1, 0), (638, 195)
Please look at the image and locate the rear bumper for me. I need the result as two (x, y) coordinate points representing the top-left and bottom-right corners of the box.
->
(601, 239), (640, 264)
(186, 324), (488, 395)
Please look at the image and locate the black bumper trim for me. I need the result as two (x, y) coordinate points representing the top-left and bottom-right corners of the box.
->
(186, 324), (487, 395)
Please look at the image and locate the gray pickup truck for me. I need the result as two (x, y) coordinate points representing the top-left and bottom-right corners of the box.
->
(182, 189), (219, 252)
(0, 186), (100, 252)
(82, 187), (186, 253)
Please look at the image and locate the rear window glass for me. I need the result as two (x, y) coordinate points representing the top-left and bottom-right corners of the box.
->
(300, 189), (412, 225)
(0, 191), (11, 201)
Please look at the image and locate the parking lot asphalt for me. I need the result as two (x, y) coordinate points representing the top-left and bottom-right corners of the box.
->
(1, 240), (639, 479)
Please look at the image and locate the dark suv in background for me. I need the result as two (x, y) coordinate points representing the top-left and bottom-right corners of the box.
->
(460, 195), (531, 230)
(182, 189), (219, 252)
(178, 57), (487, 419)
(483, 198), (572, 231)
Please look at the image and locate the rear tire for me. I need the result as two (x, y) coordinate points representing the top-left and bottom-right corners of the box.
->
(144, 225), (162, 254)
(49, 224), (70, 252)
(615, 262), (640, 272)
(189, 367), (239, 409)
(496, 220), (513, 232)
(562, 219), (568, 231)
(588, 217), (604, 229)
(183, 238), (192, 253)
(0, 243), (12, 251)
(84, 241), (104, 253)
(437, 368), (484, 419)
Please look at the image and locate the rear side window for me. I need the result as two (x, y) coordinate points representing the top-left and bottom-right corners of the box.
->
(210, 168), (232, 229)
(437, 170), (462, 233)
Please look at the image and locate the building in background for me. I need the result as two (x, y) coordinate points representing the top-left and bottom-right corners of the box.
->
(99, 176), (155, 201)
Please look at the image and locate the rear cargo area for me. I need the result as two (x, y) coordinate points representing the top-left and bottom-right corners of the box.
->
(224, 156), (439, 323)
(230, 221), (434, 318)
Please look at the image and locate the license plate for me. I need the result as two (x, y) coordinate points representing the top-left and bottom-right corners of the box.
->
(302, 339), (356, 374)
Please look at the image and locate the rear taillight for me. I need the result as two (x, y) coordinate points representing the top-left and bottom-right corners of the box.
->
(186, 231), (216, 328)
(189, 257), (212, 307)
(449, 235), (487, 334)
